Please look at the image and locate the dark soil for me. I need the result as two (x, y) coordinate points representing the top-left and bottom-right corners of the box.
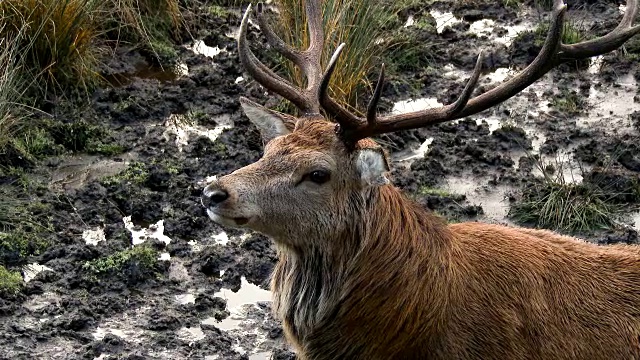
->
(1, 0), (639, 359)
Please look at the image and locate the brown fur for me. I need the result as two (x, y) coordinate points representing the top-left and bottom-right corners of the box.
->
(206, 120), (640, 360)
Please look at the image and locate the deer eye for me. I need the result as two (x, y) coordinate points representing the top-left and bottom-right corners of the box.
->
(305, 170), (331, 184)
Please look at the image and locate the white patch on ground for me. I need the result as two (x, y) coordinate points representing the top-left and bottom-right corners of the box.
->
(175, 293), (196, 305)
(249, 352), (272, 360)
(158, 252), (171, 261)
(485, 67), (511, 84)
(235, 76), (245, 84)
(633, 212), (640, 231)
(404, 15), (415, 27)
(394, 138), (434, 162)
(123, 216), (172, 245)
(162, 113), (233, 153)
(22, 263), (54, 283)
(430, 10), (462, 34)
(392, 97), (443, 114)
(213, 231), (230, 246)
(176, 63), (189, 76)
(83, 227), (106, 246)
(468, 18), (533, 47)
(190, 40), (223, 58)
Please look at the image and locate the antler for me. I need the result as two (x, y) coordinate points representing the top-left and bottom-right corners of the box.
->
(320, 0), (640, 145)
(238, 1), (325, 116)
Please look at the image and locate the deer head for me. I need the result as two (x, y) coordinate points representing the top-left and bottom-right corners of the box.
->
(202, 0), (640, 247)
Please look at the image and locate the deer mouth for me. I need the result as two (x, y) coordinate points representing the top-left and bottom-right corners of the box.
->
(206, 209), (250, 227)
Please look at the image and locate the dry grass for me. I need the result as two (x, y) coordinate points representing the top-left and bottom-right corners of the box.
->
(270, 0), (399, 115)
(0, 0), (102, 92)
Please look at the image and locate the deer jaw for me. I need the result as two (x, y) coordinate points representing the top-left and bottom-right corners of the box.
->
(202, 99), (390, 247)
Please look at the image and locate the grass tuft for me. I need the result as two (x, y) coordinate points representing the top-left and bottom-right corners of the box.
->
(83, 245), (158, 274)
(509, 181), (618, 232)
(0, 265), (23, 295)
(0, 0), (102, 93)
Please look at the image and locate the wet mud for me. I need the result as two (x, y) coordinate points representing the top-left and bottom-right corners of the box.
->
(1, 0), (639, 359)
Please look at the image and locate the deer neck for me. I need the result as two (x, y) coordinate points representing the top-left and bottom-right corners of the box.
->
(270, 184), (455, 342)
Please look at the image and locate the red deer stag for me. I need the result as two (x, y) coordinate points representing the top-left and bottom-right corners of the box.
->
(202, 0), (640, 359)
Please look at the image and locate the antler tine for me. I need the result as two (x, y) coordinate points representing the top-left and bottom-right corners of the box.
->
(318, 43), (363, 132)
(560, 0), (640, 59)
(320, 0), (640, 145)
(238, 4), (313, 113)
(238, 1), (328, 115)
(367, 63), (386, 126)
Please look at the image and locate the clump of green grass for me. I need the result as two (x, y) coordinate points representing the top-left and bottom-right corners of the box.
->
(509, 157), (622, 233)
(101, 161), (150, 186)
(0, 265), (23, 295)
(0, 0), (102, 93)
(533, 21), (587, 47)
(418, 186), (454, 198)
(0, 190), (52, 265)
(270, 0), (401, 115)
(510, 181), (617, 232)
(550, 90), (585, 114)
(83, 245), (158, 275)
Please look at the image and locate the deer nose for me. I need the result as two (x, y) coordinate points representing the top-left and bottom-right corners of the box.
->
(202, 187), (229, 208)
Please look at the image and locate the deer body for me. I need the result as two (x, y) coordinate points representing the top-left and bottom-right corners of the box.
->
(202, 1), (640, 358)
(272, 180), (640, 360)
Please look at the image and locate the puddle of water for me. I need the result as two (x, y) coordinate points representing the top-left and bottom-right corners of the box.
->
(633, 212), (640, 231)
(394, 138), (434, 163)
(103, 63), (183, 87)
(444, 176), (513, 224)
(91, 306), (150, 343)
(123, 216), (172, 245)
(50, 153), (136, 191)
(162, 113), (233, 152)
(579, 73), (637, 132)
(430, 10), (463, 34)
(83, 227), (106, 246)
(469, 18), (533, 47)
(22, 263), (54, 283)
(531, 150), (584, 184)
(214, 277), (271, 309)
(203, 277), (272, 332)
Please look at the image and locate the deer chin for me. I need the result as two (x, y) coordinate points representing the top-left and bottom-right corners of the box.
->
(206, 209), (251, 228)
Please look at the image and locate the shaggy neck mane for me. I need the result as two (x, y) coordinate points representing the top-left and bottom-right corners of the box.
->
(270, 184), (457, 342)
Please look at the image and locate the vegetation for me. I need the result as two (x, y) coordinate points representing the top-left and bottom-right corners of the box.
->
(101, 161), (150, 186)
(550, 90), (585, 114)
(269, 0), (404, 115)
(509, 157), (627, 233)
(83, 245), (158, 275)
(510, 180), (618, 232)
(0, 265), (22, 295)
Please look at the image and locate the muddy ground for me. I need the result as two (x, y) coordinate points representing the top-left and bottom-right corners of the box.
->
(1, 0), (639, 359)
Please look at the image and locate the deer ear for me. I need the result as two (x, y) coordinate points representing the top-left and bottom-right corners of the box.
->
(355, 148), (390, 187)
(240, 97), (296, 143)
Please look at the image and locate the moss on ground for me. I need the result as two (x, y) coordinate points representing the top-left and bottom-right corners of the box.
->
(101, 161), (150, 186)
(0, 265), (23, 295)
(83, 245), (158, 275)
